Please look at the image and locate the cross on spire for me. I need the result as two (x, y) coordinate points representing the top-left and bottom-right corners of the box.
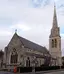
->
(15, 29), (17, 33)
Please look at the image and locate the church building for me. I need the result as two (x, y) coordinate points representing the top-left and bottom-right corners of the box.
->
(3, 4), (62, 68)
(49, 4), (62, 66)
(3, 32), (50, 68)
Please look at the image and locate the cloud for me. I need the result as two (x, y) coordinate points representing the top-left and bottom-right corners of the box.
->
(55, 0), (64, 15)
(31, 0), (43, 7)
(61, 34), (64, 39)
(10, 23), (31, 31)
(0, 30), (12, 36)
(0, 0), (64, 54)
(30, 0), (53, 8)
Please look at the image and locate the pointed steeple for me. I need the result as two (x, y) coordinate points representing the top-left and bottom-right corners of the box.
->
(52, 3), (58, 28)
(49, 2), (60, 38)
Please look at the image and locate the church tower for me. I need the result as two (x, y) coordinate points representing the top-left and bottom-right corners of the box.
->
(49, 4), (62, 66)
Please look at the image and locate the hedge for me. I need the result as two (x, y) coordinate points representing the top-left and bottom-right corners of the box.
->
(17, 66), (64, 73)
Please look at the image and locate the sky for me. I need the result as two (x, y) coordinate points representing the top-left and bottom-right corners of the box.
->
(0, 0), (64, 55)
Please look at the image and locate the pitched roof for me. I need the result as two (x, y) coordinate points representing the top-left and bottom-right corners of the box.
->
(18, 34), (49, 54)
(7, 33), (50, 55)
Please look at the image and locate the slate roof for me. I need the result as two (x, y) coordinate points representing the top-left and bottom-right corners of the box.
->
(7, 33), (50, 55)
(18, 34), (50, 54)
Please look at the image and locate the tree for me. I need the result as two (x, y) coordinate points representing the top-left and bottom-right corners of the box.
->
(0, 50), (4, 58)
(0, 50), (4, 68)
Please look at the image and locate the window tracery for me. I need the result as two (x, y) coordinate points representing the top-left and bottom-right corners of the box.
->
(10, 48), (18, 64)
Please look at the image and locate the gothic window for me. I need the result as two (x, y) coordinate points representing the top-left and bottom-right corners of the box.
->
(26, 57), (30, 67)
(13, 48), (16, 52)
(52, 39), (54, 48)
(35, 59), (38, 67)
(10, 49), (18, 64)
(55, 39), (57, 48)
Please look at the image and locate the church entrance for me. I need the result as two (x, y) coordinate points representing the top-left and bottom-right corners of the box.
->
(26, 57), (30, 67)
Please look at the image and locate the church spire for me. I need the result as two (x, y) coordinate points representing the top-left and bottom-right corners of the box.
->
(52, 3), (58, 28)
(49, 2), (60, 38)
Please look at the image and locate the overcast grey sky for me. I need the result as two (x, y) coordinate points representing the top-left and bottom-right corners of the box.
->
(0, 0), (64, 55)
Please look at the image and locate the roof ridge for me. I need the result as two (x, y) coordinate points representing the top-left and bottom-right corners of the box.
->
(18, 35), (49, 54)
(18, 35), (45, 48)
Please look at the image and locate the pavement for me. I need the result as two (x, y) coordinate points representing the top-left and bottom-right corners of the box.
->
(44, 71), (64, 74)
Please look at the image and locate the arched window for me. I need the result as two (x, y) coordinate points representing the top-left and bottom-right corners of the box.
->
(52, 39), (54, 48)
(10, 49), (18, 64)
(55, 39), (57, 48)
(26, 57), (30, 67)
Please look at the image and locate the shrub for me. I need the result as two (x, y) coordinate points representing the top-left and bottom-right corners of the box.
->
(17, 67), (32, 73)
(35, 66), (60, 71)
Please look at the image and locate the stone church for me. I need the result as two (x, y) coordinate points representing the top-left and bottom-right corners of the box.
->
(3, 32), (50, 68)
(3, 4), (62, 68)
(49, 4), (62, 66)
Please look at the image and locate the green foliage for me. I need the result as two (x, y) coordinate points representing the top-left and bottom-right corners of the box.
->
(0, 50), (4, 58)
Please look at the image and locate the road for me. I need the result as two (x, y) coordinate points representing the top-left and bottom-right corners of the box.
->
(0, 71), (13, 74)
(0, 70), (64, 74)
(44, 71), (64, 74)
